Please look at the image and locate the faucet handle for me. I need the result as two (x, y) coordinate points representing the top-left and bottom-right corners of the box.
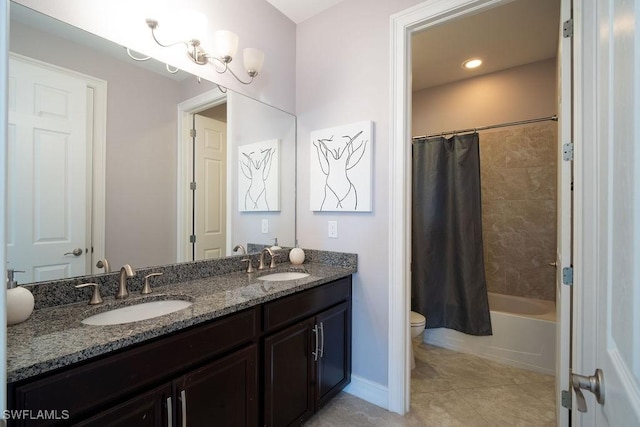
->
(241, 258), (255, 273)
(142, 273), (163, 295)
(96, 258), (111, 273)
(75, 283), (103, 305)
(270, 253), (280, 269)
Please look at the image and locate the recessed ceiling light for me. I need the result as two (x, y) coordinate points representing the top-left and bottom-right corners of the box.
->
(463, 58), (482, 69)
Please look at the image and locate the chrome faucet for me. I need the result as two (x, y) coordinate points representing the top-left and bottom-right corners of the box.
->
(258, 247), (278, 270)
(116, 264), (135, 299)
(233, 244), (246, 255)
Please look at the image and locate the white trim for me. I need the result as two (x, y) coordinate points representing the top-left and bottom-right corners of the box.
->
(389, 0), (529, 415)
(343, 375), (389, 410)
(1, 0), (9, 416)
(88, 75), (107, 275)
(176, 89), (227, 262)
(7, 52), (107, 276)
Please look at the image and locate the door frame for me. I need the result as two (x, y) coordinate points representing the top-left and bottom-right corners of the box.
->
(176, 89), (227, 262)
(7, 52), (107, 276)
(388, 0), (577, 416)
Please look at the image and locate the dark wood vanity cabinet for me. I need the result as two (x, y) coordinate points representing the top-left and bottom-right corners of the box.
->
(74, 383), (172, 427)
(7, 276), (351, 427)
(263, 277), (352, 426)
(8, 308), (259, 427)
(74, 345), (258, 427)
(174, 344), (258, 426)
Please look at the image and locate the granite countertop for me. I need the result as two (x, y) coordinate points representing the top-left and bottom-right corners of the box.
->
(7, 262), (354, 383)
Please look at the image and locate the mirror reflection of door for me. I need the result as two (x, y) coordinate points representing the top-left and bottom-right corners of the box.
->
(191, 106), (227, 261)
(7, 55), (93, 283)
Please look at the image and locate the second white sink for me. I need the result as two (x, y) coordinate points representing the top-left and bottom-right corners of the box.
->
(82, 300), (193, 326)
(257, 272), (310, 282)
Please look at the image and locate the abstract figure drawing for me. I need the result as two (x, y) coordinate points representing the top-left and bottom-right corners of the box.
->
(240, 147), (276, 211)
(313, 130), (368, 211)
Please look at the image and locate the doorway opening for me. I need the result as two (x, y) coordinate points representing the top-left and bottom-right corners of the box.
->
(389, 0), (571, 422)
(177, 89), (229, 263)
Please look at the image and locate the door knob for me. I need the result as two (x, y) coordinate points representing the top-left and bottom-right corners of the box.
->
(571, 369), (605, 412)
(64, 248), (83, 256)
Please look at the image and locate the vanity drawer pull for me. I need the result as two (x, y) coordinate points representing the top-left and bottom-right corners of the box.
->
(180, 389), (187, 427)
(312, 325), (319, 361)
(319, 322), (325, 358)
(166, 396), (172, 427)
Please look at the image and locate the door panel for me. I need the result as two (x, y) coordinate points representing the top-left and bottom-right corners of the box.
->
(7, 56), (88, 282)
(316, 302), (351, 409)
(74, 383), (171, 427)
(175, 345), (257, 426)
(591, 0), (640, 424)
(264, 319), (315, 427)
(195, 114), (227, 260)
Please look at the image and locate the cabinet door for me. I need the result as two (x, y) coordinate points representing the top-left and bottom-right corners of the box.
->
(174, 344), (257, 427)
(73, 383), (171, 427)
(316, 301), (351, 408)
(263, 318), (316, 427)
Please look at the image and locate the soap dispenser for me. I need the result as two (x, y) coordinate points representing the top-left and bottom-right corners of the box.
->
(270, 237), (282, 251)
(6, 269), (35, 325)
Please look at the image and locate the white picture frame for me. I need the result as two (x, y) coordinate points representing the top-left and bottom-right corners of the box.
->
(238, 139), (280, 212)
(310, 120), (373, 212)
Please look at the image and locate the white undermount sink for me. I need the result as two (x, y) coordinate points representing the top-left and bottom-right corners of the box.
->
(257, 272), (310, 282)
(81, 300), (193, 326)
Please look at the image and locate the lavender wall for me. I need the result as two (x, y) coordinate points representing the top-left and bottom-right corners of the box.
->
(296, 0), (423, 393)
(412, 59), (557, 136)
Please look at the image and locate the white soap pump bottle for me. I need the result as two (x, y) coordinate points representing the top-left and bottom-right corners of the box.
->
(270, 237), (282, 251)
(6, 268), (35, 325)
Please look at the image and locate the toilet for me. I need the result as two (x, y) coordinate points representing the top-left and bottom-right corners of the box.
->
(410, 311), (426, 369)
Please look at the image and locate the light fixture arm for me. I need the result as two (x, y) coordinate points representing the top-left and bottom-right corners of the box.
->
(202, 55), (256, 85)
(126, 48), (151, 62)
(142, 17), (262, 85)
(146, 19), (187, 50)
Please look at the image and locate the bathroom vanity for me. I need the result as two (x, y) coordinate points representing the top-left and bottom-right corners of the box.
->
(6, 258), (354, 427)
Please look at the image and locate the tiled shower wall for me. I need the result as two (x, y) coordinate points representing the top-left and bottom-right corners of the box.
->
(479, 122), (557, 301)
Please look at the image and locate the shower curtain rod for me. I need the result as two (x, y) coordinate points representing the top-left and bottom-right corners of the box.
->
(412, 115), (558, 141)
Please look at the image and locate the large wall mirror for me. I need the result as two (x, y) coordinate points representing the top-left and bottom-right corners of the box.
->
(7, 2), (296, 284)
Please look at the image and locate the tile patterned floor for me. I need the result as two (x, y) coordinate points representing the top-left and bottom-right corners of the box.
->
(306, 342), (556, 426)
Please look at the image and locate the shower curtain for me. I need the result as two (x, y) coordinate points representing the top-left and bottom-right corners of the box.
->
(411, 133), (492, 336)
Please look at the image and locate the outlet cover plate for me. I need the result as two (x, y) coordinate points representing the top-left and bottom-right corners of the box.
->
(328, 221), (338, 238)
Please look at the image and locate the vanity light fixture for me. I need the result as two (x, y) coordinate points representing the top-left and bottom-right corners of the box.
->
(462, 58), (483, 69)
(138, 11), (265, 85)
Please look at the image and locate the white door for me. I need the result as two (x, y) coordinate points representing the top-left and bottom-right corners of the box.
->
(579, 0), (640, 424)
(7, 55), (89, 283)
(194, 114), (227, 260)
(556, 0), (572, 425)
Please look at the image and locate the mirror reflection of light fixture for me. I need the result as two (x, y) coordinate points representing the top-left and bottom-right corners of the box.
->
(135, 10), (265, 85)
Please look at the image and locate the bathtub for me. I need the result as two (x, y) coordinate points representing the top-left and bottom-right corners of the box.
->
(423, 292), (556, 375)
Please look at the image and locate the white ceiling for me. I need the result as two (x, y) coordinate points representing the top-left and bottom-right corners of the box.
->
(411, 0), (561, 91)
(265, 0), (346, 23)
(267, 0), (560, 92)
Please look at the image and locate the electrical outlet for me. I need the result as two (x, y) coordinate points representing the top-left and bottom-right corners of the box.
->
(261, 219), (269, 234)
(328, 221), (338, 238)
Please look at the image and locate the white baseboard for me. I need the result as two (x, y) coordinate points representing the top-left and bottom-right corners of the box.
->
(343, 375), (389, 410)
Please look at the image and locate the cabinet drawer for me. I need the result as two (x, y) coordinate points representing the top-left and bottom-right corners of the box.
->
(11, 307), (258, 426)
(263, 277), (351, 333)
